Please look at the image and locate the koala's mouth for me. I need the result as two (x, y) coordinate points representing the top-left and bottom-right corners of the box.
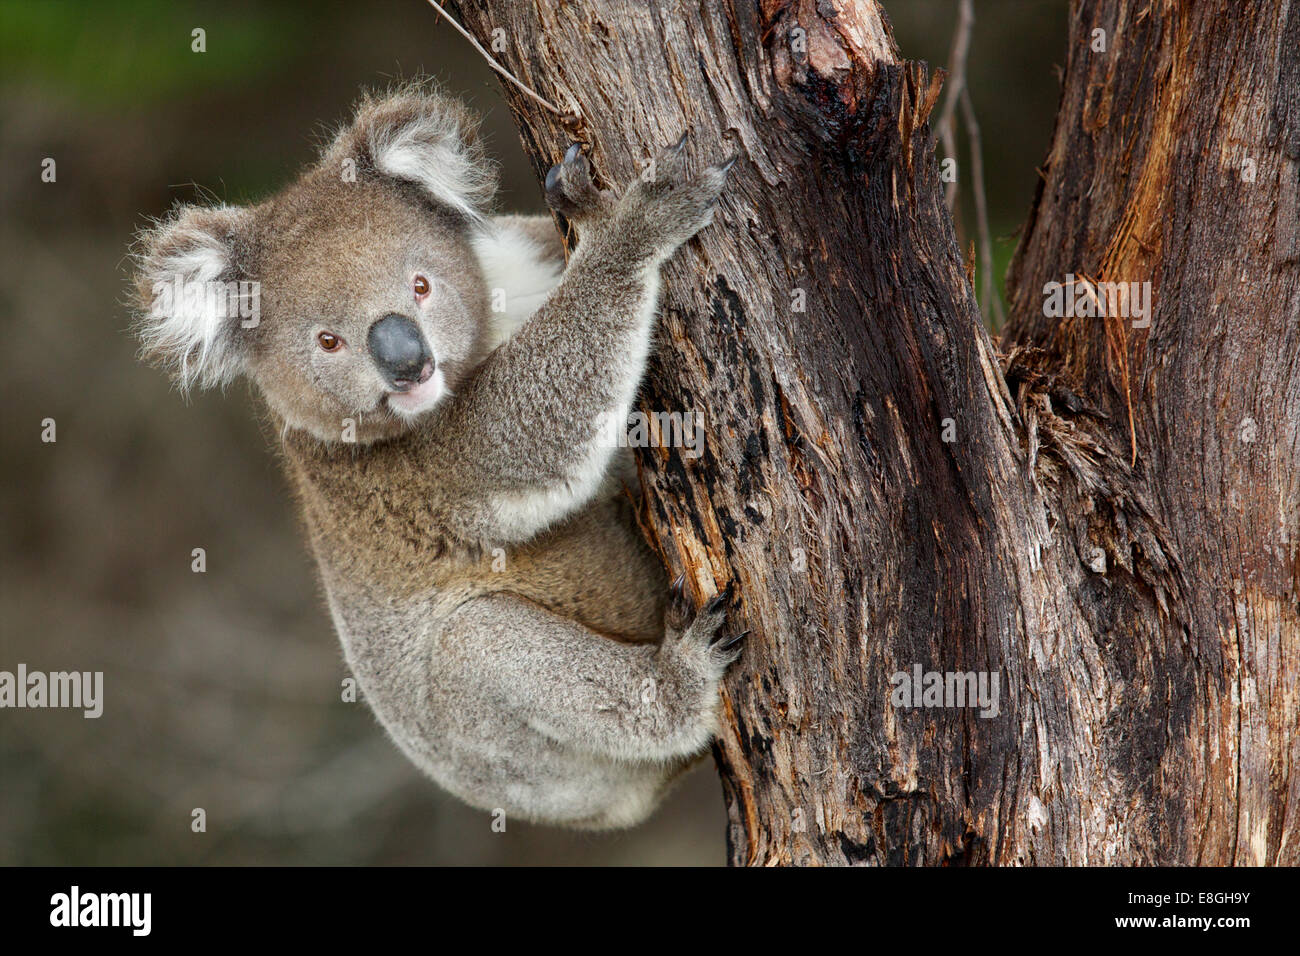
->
(384, 360), (445, 418)
(391, 357), (434, 391)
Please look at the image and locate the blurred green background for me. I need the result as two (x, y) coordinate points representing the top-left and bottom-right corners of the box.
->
(0, 0), (1065, 865)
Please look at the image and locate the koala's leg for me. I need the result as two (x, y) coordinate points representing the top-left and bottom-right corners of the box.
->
(444, 138), (735, 543)
(434, 587), (740, 764)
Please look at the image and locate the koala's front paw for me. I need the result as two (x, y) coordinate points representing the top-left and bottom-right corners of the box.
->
(545, 143), (613, 222)
(663, 575), (745, 679)
(617, 135), (737, 259)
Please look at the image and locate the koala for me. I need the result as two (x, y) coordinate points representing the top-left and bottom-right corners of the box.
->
(132, 86), (742, 829)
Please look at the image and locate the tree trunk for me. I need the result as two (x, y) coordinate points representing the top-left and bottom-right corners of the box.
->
(447, 0), (1298, 865)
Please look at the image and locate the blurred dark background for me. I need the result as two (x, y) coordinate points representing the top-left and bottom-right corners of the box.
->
(0, 0), (1066, 865)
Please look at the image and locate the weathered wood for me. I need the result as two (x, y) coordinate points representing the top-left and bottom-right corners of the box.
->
(1003, 0), (1300, 864)
(448, 0), (1298, 865)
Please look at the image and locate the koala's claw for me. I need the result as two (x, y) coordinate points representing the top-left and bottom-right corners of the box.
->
(714, 629), (748, 652)
(545, 142), (607, 220)
(701, 584), (734, 617)
(665, 572), (693, 633)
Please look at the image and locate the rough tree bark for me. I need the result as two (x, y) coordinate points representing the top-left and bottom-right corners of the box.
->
(446, 0), (1299, 864)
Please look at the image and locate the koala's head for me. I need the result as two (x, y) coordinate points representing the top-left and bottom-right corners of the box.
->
(133, 87), (497, 444)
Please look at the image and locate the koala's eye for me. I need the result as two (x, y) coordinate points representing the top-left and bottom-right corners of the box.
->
(317, 331), (343, 352)
(413, 274), (431, 298)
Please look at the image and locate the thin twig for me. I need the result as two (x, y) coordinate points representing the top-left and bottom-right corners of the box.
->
(937, 0), (975, 213)
(424, 0), (571, 118)
(961, 85), (1004, 329)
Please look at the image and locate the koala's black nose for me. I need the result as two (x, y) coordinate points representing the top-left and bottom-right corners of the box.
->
(368, 313), (432, 388)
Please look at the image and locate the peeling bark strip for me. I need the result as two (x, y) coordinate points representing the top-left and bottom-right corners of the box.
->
(448, 0), (1298, 864)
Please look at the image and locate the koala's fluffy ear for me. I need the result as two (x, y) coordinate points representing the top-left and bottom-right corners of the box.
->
(323, 86), (496, 222)
(132, 204), (255, 392)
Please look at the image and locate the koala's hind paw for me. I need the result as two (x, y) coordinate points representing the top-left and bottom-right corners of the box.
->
(545, 143), (611, 221)
(664, 581), (743, 677)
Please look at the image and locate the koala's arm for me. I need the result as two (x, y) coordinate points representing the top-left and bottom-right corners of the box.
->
(434, 589), (736, 762)
(440, 140), (732, 543)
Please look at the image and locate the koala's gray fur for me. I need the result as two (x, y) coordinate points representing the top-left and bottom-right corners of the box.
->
(133, 84), (740, 829)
